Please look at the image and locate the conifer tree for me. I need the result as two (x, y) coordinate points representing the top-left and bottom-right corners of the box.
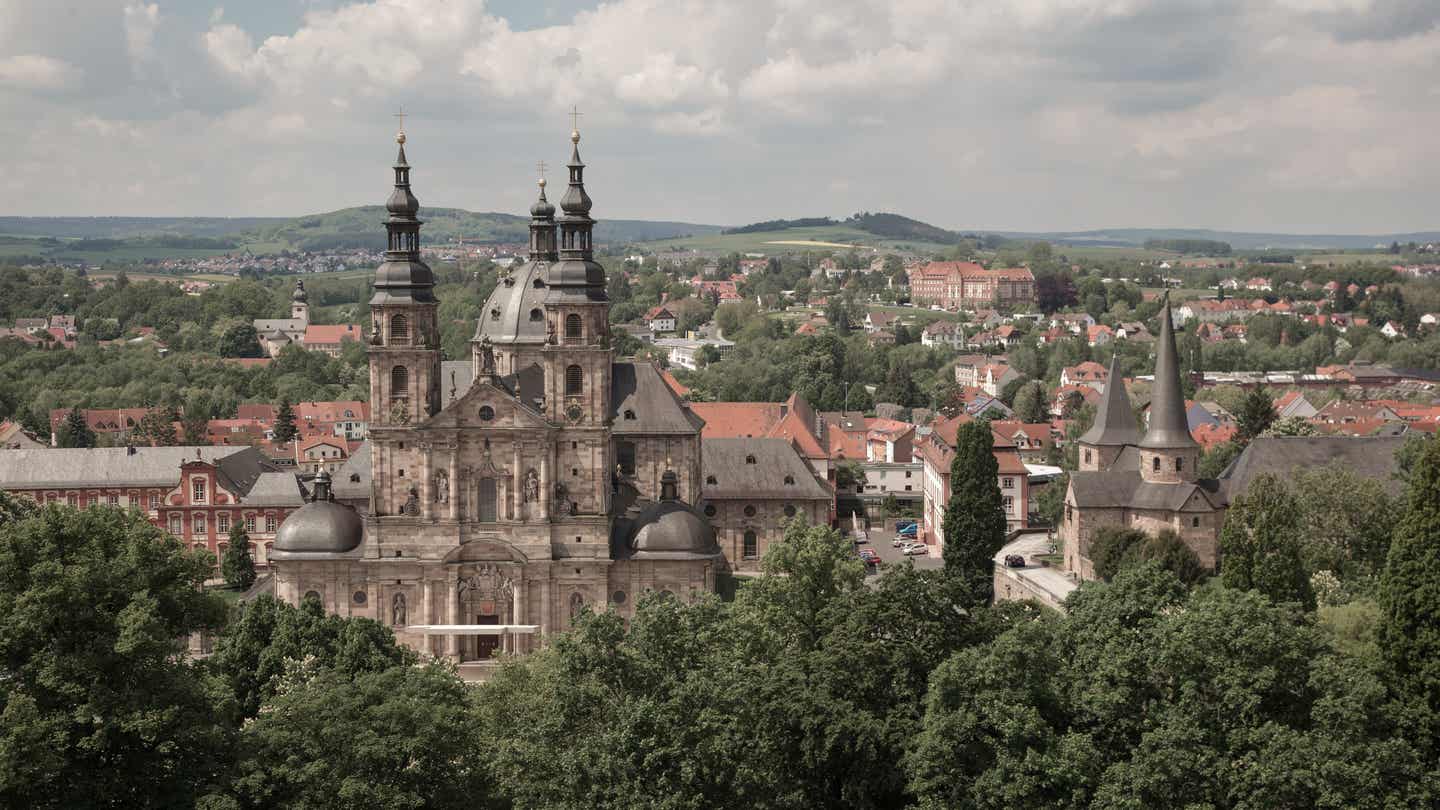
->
(1379, 435), (1440, 719)
(273, 398), (298, 445)
(1219, 473), (1315, 610)
(941, 420), (1007, 607)
(60, 406), (95, 448)
(222, 521), (257, 591)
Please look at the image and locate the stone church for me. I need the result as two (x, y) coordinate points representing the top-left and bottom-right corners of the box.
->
(1061, 295), (1227, 579)
(268, 125), (726, 668)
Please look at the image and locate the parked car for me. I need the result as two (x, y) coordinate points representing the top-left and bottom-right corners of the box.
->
(903, 543), (928, 556)
(1004, 554), (1026, 568)
(892, 537), (908, 548)
(858, 549), (880, 563)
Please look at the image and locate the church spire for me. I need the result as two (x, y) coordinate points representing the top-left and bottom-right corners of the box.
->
(529, 164), (557, 261)
(1078, 351), (1140, 447)
(371, 122), (435, 305)
(1139, 293), (1197, 450)
(558, 118), (595, 260)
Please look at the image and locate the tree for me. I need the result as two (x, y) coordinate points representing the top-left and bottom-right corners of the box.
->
(273, 398), (298, 445)
(0, 505), (231, 808)
(1260, 416), (1318, 437)
(940, 421), (1006, 607)
(209, 594), (416, 722)
(1012, 380), (1050, 424)
(221, 521), (257, 591)
(57, 406), (95, 448)
(1220, 474), (1316, 610)
(1378, 433), (1440, 720)
(217, 323), (262, 358)
(1235, 386), (1277, 442)
(229, 664), (494, 809)
(1198, 439), (1242, 478)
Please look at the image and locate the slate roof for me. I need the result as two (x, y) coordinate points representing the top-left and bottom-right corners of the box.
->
(243, 471), (307, 506)
(701, 438), (831, 500)
(1079, 354), (1140, 447)
(611, 361), (704, 435)
(331, 441), (371, 501)
(1068, 470), (1222, 510)
(0, 446), (278, 493)
(254, 318), (306, 335)
(1219, 436), (1407, 498)
(475, 260), (551, 344)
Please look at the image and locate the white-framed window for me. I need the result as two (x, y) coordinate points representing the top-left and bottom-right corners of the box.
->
(192, 479), (207, 503)
(217, 513), (230, 533)
(245, 515), (256, 533)
(194, 513), (206, 535)
(168, 515), (181, 535)
(67, 494), (78, 507)
(87, 495), (98, 507)
(1002, 495), (1014, 513)
(149, 493), (159, 509)
(265, 515), (276, 534)
(1002, 477), (1014, 489)
(107, 493), (118, 506)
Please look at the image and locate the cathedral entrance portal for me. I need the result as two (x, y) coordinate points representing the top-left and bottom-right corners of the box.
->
(457, 563), (515, 661)
(472, 614), (500, 660)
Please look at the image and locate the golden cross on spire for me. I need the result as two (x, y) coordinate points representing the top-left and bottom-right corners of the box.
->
(569, 105), (582, 132)
(537, 160), (547, 180)
(394, 106), (407, 132)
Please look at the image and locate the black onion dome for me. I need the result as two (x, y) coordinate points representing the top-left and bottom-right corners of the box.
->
(273, 471), (364, 554)
(291, 279), (308, 302)
(624, 469), (720, 559)
(530, 179), (556, 219)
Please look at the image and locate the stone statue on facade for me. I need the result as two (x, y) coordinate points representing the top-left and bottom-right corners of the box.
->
(523, 469), (540, 503)
(392, 592), (407, 626)
(434, 470), (449, 504)
(402, 488), (420, 516)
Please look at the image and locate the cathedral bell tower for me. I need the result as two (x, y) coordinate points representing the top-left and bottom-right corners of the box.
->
(1138, 293), (1199, 483)
(368, 124), (440, 427)
(543, 121), (611, 427)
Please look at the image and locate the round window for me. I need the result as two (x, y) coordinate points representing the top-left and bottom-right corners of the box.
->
(611, 590), (627, 605)
(479, 406), (495, 421)
(703, 504), (717, 517)
(784, 504), (796, 518)
(743, 505), (756, 517)
(303, 590), (321, 603)
(352, 590), (368, 605)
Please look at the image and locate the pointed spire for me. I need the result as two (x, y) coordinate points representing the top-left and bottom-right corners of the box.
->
(528, 169), (557, 261)
(549, 115), (605, 295)
(1139, 292), (1197, 449)
(1078, 351), (1140, 447)
(559, 126), (594, 223)
(371, 126), (435, 305)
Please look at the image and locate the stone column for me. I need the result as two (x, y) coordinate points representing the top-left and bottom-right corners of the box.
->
(540, 449), (551, 521)
(421, 444), (434, 520)
(512, 443), (522, 521)
(447, 450), (459, 521)
(539, 575), (551, 641)
(421, 577), (432, 626)
(511, 574), (524, 654)
(446, 572), (460, 660)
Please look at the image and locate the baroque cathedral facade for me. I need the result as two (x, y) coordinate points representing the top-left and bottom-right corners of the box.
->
(268, 126), (723, 666)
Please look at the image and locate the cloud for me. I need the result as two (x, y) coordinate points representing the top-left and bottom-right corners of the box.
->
(0, 54), (82, 91)
(0, 0), (1438, 232)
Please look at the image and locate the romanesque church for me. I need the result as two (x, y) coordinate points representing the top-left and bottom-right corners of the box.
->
(267, 125), (740, 667)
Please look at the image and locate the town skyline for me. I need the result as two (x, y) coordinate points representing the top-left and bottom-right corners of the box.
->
(2, 0), (1439, 232)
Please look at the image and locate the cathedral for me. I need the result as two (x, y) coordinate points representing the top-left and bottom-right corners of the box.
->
(268, 124), (726, 667)
(1061, 295), (1226, 579)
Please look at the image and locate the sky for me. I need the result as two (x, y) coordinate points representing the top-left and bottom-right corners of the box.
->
(1, 0), (1439, 233)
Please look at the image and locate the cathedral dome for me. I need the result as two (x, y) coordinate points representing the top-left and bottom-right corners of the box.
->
(623, 470), (720, 559)
(474, 259), (551, 344)
(273, 471), (364, 555)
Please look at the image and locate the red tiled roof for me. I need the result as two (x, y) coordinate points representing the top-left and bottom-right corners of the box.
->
(303, 324), (363, 344)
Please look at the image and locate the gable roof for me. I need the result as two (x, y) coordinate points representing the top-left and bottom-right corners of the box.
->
(700, 438), (830, 500)
(611, 361), (704, 435)
(1078, 354), (1140, 447)
(1219, 436), (1407, 498)
(0, 446), (278, 493)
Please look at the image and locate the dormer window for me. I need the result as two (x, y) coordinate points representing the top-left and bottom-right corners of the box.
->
(784, 474), (795, 485)
(623, 409), (636, 420)
(533, 278), (545, 288)
(745, 454), (757, 464)
(491, 308), (501, 320)
(705, 474), (717, 485)
(529, 308), (543, 322)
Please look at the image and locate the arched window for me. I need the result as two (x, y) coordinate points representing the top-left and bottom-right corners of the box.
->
(623, 409), (636, 420)
(533, 278), (545, 288)
(529, 308), (543, 322)
(390, 365), (409, 399)
(565, 313), (582, 340)
(565, 365), (583, 396)
(1151, 456), (1160, 472)
(745, 454), (757, 464)
(743, 531), (758, 560)
(1175, 457), (1184, 472)
(617, 441), (636, 476)
(477, 478), (497, 522)
(389, 314), (409, 342)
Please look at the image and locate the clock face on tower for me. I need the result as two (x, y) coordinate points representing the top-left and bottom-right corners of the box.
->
(566, 399), (584, 423)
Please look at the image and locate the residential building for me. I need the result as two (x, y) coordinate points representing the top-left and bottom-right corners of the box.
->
(907, 262), (1035, 310)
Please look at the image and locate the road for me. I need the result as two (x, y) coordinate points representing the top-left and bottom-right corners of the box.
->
(849, 527), (944, 575)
